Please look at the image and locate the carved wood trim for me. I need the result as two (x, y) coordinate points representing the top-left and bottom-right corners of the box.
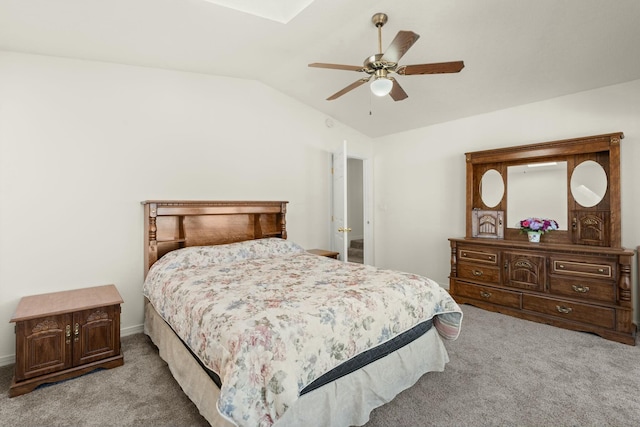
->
(32, 320), (60, 333)
(87, 310), (109, 322)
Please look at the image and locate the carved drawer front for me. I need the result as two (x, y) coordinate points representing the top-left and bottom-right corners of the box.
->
(548, 277), (616, 303)
(504, 252), (546, 292)
(550, 257), (615, 279)
(457, 263), (500, 284)
(522, 295), (615, 329)
(455, 281), (521, 309)
(458, 247), (499, 265)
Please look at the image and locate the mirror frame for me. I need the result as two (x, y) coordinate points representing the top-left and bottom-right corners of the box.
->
(464, 132), (624, 248)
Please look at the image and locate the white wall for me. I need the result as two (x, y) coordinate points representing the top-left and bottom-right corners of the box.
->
(373, 79), (640, 320)
(0, 51), (372, 364)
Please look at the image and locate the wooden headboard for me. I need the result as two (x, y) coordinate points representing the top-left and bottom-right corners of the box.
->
(142, 200), (288, 277)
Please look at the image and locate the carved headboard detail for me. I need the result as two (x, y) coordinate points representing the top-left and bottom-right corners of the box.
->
(142, 200), (288, 277)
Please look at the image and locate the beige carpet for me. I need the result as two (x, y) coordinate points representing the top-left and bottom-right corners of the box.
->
(1, 305), (638, 426)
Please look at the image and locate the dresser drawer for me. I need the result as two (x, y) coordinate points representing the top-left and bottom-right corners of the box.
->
(550, 256), (616, 280)
(522, 294), (615, 329)
(458, 247), (499, 265)
(548, 277), (616, 303)
(457, 263), (500, 284)
(454, 281), (521, 309)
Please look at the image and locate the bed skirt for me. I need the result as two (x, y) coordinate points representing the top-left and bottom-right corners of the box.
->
(144, 301), (450, 427)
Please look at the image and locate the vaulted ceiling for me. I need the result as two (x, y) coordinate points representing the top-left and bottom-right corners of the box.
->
(2, 0), (639, 137)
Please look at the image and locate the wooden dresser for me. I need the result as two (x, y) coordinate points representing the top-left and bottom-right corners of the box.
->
(449, 132), (636, 345)
(450, 239), (634, 344)
(9, 284), (124, 397)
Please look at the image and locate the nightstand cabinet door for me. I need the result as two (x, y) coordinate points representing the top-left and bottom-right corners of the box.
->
(74, 305), (121, 366)
(14, 314), (73, 381)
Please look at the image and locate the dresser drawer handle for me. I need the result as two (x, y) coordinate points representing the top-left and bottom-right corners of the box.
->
(556, 305), (573, 314)
(572, 285), (590, 293)
(480, 291), (492, 299)
(473, 269), (483, 277)
(598, 268), (605, 273)
(558, 264), (565, 269)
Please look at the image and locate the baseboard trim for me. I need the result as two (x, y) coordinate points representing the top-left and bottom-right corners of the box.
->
(122, 324), (144, 337)
(0, 353), (14, 368)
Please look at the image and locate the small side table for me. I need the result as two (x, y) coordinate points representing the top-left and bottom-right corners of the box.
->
(9, 284), (124, 397)
(307, 249), (340, 259)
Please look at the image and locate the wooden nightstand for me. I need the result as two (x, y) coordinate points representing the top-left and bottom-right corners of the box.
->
(9, 284), (124, 397)
(308, 249), (340, 259)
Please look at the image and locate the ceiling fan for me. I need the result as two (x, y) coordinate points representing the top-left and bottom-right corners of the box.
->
(309, 13), (464, 101)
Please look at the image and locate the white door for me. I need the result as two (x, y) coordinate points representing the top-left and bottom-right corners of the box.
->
(332, 140), (349, 261)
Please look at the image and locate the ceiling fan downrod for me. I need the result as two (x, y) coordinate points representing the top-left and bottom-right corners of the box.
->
(371, 13), (388, 54)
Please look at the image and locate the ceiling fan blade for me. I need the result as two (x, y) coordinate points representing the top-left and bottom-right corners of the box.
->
(326, 78), (370, 100)
(382, 31), (420, 64)
(389, 78), (408, 101)
(309, 63), (366, 72)
(397, 61), (465, 75)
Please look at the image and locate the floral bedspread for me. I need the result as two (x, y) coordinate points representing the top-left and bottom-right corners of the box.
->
(143, 238), (462, 427)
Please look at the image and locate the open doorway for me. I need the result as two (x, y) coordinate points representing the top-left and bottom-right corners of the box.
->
(347, 158), (364, 263)
(331, 142), (373, 264)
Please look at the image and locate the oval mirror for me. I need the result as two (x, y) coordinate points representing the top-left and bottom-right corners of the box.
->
(570, 160), (607, 207)
(480, 169), (504, 208)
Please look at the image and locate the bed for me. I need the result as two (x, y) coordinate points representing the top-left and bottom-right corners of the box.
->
(141, 200), (463, 427)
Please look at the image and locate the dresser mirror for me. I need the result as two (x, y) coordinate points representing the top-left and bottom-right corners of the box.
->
(570, 160), (608, 208)
(506, 161), (568, 230)
(480, 169), (504, 208)
(451, 132), (635, 345)
(464, 132), (624, 247)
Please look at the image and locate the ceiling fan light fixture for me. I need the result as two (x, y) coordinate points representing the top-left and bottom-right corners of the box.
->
(370, 77), (393, 97)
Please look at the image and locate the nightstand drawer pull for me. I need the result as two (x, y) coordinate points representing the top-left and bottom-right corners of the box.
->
(65, 325), (71, 345)
(480, 291), (492, 299)
(572, 285), (590, 293)
(556, 305), (573, 314)
(473, 269), (483, 276)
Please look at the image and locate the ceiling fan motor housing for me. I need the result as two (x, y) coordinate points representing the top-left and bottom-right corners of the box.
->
(364, 53), (396, 73)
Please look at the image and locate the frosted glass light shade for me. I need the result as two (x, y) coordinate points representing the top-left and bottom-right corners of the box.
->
(370, 77), (393, 96)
